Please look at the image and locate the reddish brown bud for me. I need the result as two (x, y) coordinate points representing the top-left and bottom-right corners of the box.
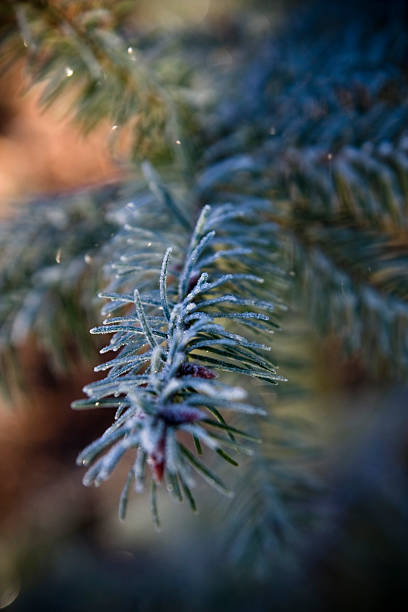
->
(179, 362), (216, 379)
(148, 434), (166, 484)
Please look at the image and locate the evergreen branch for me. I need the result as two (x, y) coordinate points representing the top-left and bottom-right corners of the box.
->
(0, 185), (119, 394)
(196, 147), (408, 377)
(192, 4), (408, 379)
(0, 0), (191, 162)
(74, 197), (284, 521)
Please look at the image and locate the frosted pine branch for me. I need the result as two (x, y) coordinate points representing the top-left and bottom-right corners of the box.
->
(73, 196), (286, 524)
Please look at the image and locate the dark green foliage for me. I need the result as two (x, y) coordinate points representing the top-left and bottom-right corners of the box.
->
(197, 0), (408, 378)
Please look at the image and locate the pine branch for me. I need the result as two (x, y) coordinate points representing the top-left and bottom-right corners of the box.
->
(0, 185), (119, 394)
(74, 188), (287, 523)
(0, 0), (191, 163)
(192, 3), (408, 380)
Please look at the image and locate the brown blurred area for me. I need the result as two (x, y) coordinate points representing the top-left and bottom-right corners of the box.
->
(0, 63), (119, 539)
(0, 62), (120, 217)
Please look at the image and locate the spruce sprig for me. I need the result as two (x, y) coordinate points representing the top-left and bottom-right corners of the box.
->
(0, 0), (188, 162)
(73, 197), (285, 524)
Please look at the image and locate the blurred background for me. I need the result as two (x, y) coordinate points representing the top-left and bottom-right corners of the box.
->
(1, 1), (408, 610)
